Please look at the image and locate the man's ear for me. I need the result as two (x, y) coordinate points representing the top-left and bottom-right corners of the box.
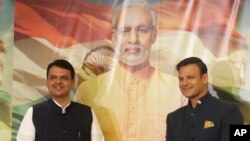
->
(112, 29), (115, 41)
(202, 74), (208, 84)
(152, 29), (157, 43)
(72, 79), (76, 89)
(45, 79), (48, 88)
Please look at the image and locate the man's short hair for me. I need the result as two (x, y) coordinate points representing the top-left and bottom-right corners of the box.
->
(111, 0), (157, 28)
(176, 57), (207, 75)
(47, 59), (75, 80)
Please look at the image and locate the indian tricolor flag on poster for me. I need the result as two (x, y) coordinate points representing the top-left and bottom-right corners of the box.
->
(13, 0), (250, 139)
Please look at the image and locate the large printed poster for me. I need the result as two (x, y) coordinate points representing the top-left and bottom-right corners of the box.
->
(0, 0), (13, 140)
(1, 0), (249, 140)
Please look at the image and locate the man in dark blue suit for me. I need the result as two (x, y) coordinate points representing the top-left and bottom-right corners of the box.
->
(166, 57), (244, 141)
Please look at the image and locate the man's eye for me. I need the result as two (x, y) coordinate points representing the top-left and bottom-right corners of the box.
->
(62, 77), (69, 80)
(119, 28), (130, 33)
(187, 76), (195, 80)
(49, 76), (55, 80)
(138, 28), (148, 33)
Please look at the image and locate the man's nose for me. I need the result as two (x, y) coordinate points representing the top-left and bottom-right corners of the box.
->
(180, 79), (188, 86)
(55, 78), (62, 83)
(128, 29), (139, 43)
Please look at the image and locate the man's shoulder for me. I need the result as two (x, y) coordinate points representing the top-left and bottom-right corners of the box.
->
(168, 105), (187, 117)
(167, 106), (187, 125)
(209, 95), (244, 123)
(210, 95), (241, 115)
(72, 101), (91, 110)
(33, 99), (50, 108)
(71, 102), (93, 117)
(211, 95), (237, 108)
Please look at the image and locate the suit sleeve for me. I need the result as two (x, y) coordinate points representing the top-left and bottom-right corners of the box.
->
(220, 104), (244, 141)
(166, 113), (174, 141)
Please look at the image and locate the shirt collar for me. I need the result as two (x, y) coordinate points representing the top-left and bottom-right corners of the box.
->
(52, 99), (71, 114)
(188, 92), (211, 109)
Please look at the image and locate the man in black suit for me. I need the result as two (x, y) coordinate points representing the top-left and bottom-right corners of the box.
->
(166, 57), (244, 141)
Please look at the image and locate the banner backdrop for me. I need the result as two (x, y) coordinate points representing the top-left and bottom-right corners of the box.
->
(1, 0), (249, 140)
(0, 0), (13, 140)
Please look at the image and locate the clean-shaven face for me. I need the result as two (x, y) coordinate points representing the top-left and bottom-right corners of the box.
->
(46, 66), (75, 99)
(112, 6), (156, 66)
(178, 64), (208, 100)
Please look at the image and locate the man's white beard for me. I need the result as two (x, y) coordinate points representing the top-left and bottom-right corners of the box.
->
(116, 45), (149, 66)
